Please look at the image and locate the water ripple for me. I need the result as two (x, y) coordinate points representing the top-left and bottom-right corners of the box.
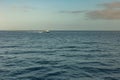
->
(0, 31), (120, 80)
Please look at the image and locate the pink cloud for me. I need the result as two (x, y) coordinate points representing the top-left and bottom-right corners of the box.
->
(87, 1), (120, 20)
(101, 1), (120, 8)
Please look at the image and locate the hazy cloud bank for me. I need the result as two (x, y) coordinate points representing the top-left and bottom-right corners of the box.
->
(60, 10), (85, 14)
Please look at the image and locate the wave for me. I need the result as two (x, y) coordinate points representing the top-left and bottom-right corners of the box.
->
(0, 45), (20, 48)
(9, 66), (51, 77)
(80, 67), (120, 74)
(104, 77), (120, 80)
(4, 50), (56, 54)
(57, 45), (90, 49)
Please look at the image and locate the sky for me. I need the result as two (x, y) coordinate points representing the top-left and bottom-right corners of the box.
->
(0, 0), (120, 30)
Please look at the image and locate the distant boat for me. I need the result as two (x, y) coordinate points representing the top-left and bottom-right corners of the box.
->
(38, 30), (50, 33)
(43, 30), (50, 33)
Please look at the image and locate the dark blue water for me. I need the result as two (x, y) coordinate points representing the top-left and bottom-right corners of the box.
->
(0, 31), (120, 80)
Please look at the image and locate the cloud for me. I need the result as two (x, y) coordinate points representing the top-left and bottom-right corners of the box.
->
(100, 1), (120, 8)
(12, 5), (35, 12)
(87, 1), (120, 20)
(87, 9), (120, 20)
(60, 10), (85, 14)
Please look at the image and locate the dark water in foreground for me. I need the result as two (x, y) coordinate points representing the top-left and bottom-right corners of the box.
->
(0, 31), (120, 80)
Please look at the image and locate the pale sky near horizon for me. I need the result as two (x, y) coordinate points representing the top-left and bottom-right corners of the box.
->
(0, 0), (120, 30)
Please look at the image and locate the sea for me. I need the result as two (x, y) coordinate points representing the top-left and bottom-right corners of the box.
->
(0, 31), (120, 80)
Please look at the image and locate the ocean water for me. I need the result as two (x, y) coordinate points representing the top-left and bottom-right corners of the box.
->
(0, 31), (120, 80)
